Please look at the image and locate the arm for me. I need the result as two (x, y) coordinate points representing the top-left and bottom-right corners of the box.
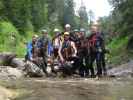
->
(48, 41), (53, 56)
(58, 43), (64, 62)
(27, 42), (33, 60)
(71, 41), (77, 56)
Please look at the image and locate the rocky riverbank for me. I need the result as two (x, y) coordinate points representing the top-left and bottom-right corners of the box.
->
(0, 52), (133, 80)
(0, 52), (133, 100)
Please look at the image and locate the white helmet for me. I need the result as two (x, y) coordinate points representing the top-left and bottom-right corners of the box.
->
(41, 29), (47, 33)
(54, 28), (60, 32)
(65, 24), (71, 28)
(33, 34), (38, 38)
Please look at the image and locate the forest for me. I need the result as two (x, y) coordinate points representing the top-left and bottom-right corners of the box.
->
(0, 0), (88, 56)
(0, 0), (133, 65)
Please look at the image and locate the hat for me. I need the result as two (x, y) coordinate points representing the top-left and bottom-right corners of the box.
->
(33, 34), (38, 38)
(73, 29), (79, 32)
(80, 28), (85, 32)
(54, 28), (60, 32)
(41, 29), (47, 33)
(65, 24), (71, 28)
(64, 32), (70, 35)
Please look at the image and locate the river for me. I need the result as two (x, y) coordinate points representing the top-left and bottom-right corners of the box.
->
(2, 77), (133, 100)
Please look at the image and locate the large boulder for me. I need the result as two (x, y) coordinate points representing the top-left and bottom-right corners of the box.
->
(108, 60), (133, 77)
(11, 58), (25, 70)
(0, 53), (46, 78)
(0, 53), (16, 66)
(10, 58), (45, 77)
(23, 61), (44, 77)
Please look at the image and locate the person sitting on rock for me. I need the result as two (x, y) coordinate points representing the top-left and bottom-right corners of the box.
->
(58, 32), (79, 76)
(25, 35), (39, 62)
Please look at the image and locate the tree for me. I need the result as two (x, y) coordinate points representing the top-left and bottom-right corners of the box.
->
(108, 0), (133, 36)
(78, 2), (88, 29)
(63, 0), (76, 28)
(88, 10), (95, 26)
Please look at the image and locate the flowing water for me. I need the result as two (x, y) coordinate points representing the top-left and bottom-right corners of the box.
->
(3, 77), (132, 100)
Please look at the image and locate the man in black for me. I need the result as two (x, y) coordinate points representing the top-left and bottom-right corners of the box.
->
(89, 26), (107, 77)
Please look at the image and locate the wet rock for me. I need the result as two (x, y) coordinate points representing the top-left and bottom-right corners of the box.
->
(0, 53), (16, 66)
(24, 61), (44, 77)
(11, 58), (25, 70)
(0, 66), (24, 80)
(108, 60), (133, 77)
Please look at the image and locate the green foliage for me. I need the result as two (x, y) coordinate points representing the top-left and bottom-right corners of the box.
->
(0, 21), (19, 51)
(0, 21), (32, 57)
(0, 0), (89, 57)
(108, 0), (133, 36)
(107, 36), (130, 65)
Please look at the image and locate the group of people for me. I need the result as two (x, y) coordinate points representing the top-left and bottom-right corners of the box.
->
(25, 24), (108, 78)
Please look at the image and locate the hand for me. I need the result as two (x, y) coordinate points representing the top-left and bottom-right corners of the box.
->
(73, 54), (77, 57)
(30, 57), (35, 62)
(61, 58), (65, 63)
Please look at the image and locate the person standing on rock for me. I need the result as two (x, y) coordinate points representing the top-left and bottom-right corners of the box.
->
(95, 31), (108, 76)
(77, 28), (90, 77)
(89, 25), (107, 77)
(37, 29), (51, 72)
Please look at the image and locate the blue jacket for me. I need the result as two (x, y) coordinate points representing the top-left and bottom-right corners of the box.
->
(48, 41), (53, 56)
(26, 41), (33, 60)
(38, 37), (54, 56)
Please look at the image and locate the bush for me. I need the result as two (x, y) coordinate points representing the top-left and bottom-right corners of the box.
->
(107, 36), (130, 65)
(0, 21), (33, 57)
(0, 21), (19, 52)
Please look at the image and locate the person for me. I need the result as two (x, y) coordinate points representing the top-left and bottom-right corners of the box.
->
(77, 28), (90, 77)
(52, 28), (63, 60)
(95, 31), (107, 76)
(64, 24), (75, 42)
(37, 29), (51, 74)
(89, 25), (107, 77)
(64, 24), (71, 32)
(58, 32), (79, 75)
(72, 29), (80, 42)
(25, 35), (39, 61)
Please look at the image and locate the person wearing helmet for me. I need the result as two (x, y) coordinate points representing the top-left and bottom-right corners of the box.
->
(71, 29), (79, 42)
(74, 28), (89, 77)
(52, 28), (63, 60)
(25, 34), (39, 61)
(37, 29), (51, 74)
(88, 25), (107, 77)
(65, 24), (71, 32)
(58, 32), (79, 75)
(64, 24), (77, 43)
(79, 28), (86, 38)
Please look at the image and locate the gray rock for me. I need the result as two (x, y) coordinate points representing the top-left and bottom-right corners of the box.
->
(0, 66), (24, 80)
(11, 58), (25, 70)
(108, 60), (133, 77)
(24, 61), (44, 77)
(0, 53), (16, 66)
